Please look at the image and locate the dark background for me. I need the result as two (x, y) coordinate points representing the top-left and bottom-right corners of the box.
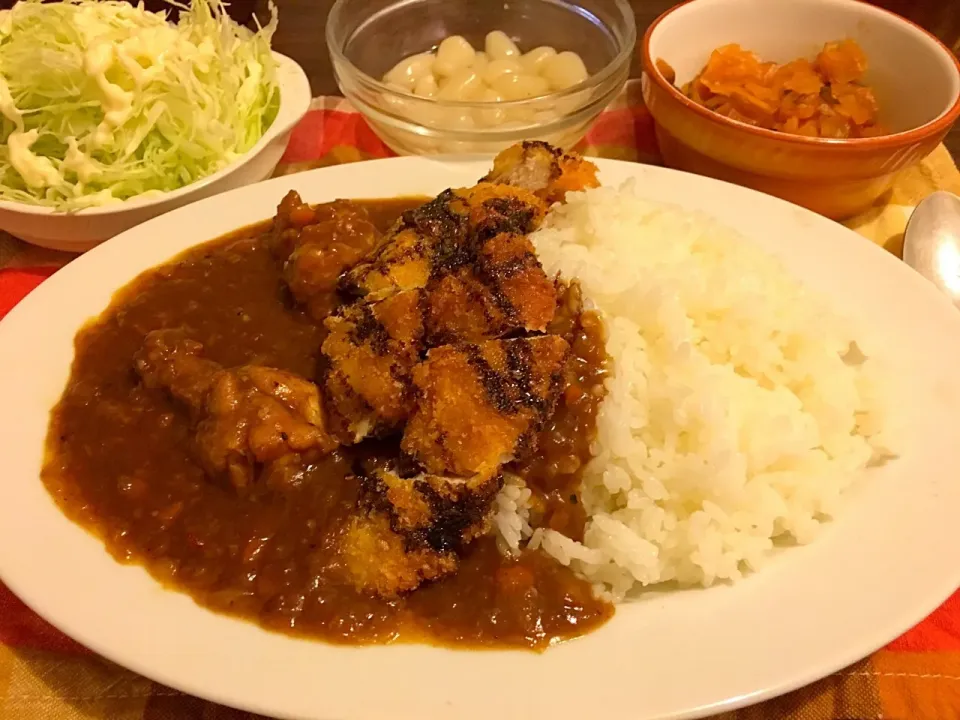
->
(3, 0), (959, 155)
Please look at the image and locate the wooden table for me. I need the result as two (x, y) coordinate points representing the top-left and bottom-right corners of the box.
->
(252, 0), (960, 158)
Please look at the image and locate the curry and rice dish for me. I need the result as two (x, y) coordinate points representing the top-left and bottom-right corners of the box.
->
(42, 141), (889, 649)
(43, 142), (612, 648)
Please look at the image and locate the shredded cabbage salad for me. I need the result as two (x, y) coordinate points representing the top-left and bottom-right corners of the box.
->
(0, 0), (279, 210)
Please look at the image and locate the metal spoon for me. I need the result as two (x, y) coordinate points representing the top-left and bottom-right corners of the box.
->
(903, 191), (960, 308)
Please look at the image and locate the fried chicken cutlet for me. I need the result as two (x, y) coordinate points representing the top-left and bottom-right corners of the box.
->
(321, 242), (558, 442)
(424, 230), (558, 344)
(359, 465), (502, 551)
(271, 143), (592, 597)
(322, 184), (560, 441)
(339, 183), (547, 301)
(481, 140), (600, 205)
(337, 335), (571, 598)
(336, 463), (503, 597)
(320, 289), (426, 443)
(402, 335), (571, 476)
(135, 329), (338, 493)
(337, 513), (458, 598)
(336, 183), (557, 341)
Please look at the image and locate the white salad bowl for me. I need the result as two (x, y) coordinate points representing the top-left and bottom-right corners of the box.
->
(0, 53), (311, 253)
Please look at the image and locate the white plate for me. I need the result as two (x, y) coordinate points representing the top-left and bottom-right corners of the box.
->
(0, 157), (959, 720)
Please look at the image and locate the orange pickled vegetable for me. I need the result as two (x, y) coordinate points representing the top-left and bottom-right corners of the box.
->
(655, 58), (676, 85)
(817, 39), (869, 85)
(658, 39), (885, 139)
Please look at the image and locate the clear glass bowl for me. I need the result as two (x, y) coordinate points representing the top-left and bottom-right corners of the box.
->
(327, 0), (635, 155)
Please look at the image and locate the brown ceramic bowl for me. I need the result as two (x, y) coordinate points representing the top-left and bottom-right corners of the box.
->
(641, 0), (960, 219)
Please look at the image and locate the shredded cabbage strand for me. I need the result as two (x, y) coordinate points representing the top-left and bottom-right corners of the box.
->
(0, 0), (279, 210)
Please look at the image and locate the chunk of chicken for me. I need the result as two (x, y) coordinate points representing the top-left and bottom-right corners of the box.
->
(132, 329), (221, 409)
(337, 181), (556, 343)
(359, 465), (502, 551)
(402, 335), (570, 476)
(339, 183), (546, 301)
(337, 513), (458, 598)
(323, 238), (558, 441)
(424, 231), (558, 344)
(320, 289), (426, 443)
(337, 464), (502, 597)
(481, 141), (600, 204)
(135, 329), (338, 492)
(457, 182), (549, 242)
(268, 190), (381, 320)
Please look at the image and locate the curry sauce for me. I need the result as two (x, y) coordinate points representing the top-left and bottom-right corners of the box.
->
(42, 198), (613, 650)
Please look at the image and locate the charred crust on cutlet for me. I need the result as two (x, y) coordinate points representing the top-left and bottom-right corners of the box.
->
(353, 468), (384, 509)
(521, 139), (561, 158)
(513, 427), (536, 461)
(461, 338), (569, 417)
(392, 192), (473, 282)
(431, 429), (458, 472)
(336, 235), (391, 297)
(469, 259), (519, 324)
(386, 358), (412, 386)
(336, 271), (368, 298)
(463, 344), (516, 415)
(350, 303), (391, 355)
(501, 350), (569, 464)
(351, 463), (502, 555)
(519, 140), (564, 181)
(326, 368), (374, 413)
(381, 233), (432, 272)
(336, 206), (437, 297)
(473, 197), (540, 241)
(339, 185), (547, 313)
(406, 472), (504, 553)
(424, 233), (550, 344)
(430, 234), (473, 278)
(548, 159), (564, 182)
(524, 342), (571, 453)
(351, 463), (398, 516)
(402, 190), (469, 243)
(337, 237), (421, 297)
(489, 251), (538, 279)
(504, 338), (542, 412)
(394, 452), (422, 478)
(470, 280), (497, 324)
(423, 272), (500, 346)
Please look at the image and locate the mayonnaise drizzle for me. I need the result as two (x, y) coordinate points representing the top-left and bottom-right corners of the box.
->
(8, 130), (60, 189)
(0, 0), (278, 208)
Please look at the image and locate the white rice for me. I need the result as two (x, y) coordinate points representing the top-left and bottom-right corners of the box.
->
(493, 473), (533, 557)
(494, 181), (889, 601)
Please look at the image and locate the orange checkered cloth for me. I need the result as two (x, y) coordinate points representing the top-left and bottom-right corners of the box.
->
(1, 82), (958, 719)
